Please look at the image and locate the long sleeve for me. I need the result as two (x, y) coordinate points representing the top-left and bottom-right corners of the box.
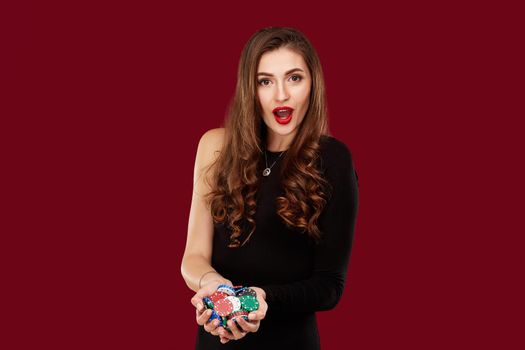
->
(260, 141), (359, 313)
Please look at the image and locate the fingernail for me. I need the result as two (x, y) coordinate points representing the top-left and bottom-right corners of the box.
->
(197, 303), (203, 311)
(249, 313), (255, 320)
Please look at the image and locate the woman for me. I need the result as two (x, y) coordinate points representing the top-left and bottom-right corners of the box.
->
(181, 26), (359, 349)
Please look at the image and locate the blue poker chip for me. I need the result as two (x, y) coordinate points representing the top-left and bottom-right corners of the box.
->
(207, 309), (221, 323)
(234, 286), (247, 294)
(202, 297), (214, 309)
(217, 284), (235, 296)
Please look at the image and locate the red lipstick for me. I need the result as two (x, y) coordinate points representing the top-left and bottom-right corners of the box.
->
(272, 106), (294, 125)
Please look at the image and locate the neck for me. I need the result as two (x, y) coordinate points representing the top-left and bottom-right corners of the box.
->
(266, 131), (295, 152)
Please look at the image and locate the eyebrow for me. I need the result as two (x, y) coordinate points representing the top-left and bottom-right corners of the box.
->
(256, 68), (305, 77)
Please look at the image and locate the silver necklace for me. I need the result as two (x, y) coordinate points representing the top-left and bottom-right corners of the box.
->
(263, 149), (286, 176)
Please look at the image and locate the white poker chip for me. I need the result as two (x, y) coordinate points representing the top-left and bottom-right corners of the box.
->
(225, 296), (241, 312)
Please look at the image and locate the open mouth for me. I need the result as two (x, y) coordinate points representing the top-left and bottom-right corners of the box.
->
(272, 106), (294, 124)
(274, 110), (292, 118)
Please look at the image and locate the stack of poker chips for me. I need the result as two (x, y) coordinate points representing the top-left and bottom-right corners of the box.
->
(203, 284), (259, 332)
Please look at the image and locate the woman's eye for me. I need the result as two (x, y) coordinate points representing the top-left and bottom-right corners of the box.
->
(258, 75), (302, 86)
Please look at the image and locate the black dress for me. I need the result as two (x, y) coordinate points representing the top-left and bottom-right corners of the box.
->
(195, 135), (359, 349)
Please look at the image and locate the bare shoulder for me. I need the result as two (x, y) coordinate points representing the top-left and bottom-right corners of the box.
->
(197, 127), (225, 166)
(199, 127), (225, 153)
(193, 128), (225, 193)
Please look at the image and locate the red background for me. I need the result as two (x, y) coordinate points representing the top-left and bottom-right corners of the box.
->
(3, 0), (523, 349)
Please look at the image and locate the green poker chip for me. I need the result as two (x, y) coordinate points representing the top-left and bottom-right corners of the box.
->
(203, 297), (214, 309)
(240, 295), (259, 312)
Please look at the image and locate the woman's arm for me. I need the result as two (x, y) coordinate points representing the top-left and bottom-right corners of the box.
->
(180, 128), (230, 292)
(260, 141), (359, 313)
(183, 128), (268, 344)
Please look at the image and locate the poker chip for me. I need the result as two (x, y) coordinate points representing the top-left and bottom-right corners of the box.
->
(217, 284), (236, 296)
(202, 285), (259, 330)
(234, 286), (246, 294)
(240, 295), (259, 312)
(229, 310), (249, 321)
(208, 309), (221, 322)
(237, 287), (257, 298)
(214, 298), (234, 316)
(225, 296), (241, 312)
(225, 310), (249, 332)
(209, 291), (228, 304)
(203, 297), (214, 309)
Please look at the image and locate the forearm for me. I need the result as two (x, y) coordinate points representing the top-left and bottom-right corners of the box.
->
(181, 254), (231, 292)
(263, 143), (358, 314)
(261, 270), (346, 313)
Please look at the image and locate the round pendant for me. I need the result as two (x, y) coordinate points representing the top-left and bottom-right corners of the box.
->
(262, 168), (271, 176)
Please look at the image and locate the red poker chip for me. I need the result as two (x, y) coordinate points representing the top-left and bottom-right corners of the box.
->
(231, 310), (249, 317)
(209, 291), (228, 304)
(229, 310), (249, 321)
(214, 298), (234, 317)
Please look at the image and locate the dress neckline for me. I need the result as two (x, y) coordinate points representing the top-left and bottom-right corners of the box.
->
(266, 149), (287, 155)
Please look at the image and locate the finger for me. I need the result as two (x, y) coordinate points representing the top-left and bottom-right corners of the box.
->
(237, 317), (259, 332)
(190, 296), (202, 311)
(248, 310), (265, 321)
(227, 320), (245, 340)
(232, 319), (248, 333)
(203, 318), (221, 333)
(195, 305), (206, 319)
(191, 288), (213, 309)
(218, 327), (236, 341)
(219, 336), (230, 344)
(195, 306), (206, 319)
(191, 296), (205, 311)
(196, 309), (213, 326)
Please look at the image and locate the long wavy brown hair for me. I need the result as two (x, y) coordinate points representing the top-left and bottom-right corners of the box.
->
(203, 27), (333, 248)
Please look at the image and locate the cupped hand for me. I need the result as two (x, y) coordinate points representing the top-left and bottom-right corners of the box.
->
(191, 280), (233, 336)
(218, 286), (268, 344)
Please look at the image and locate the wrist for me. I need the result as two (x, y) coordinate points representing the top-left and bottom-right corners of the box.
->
(199, 271), (232, 289)
(202, 278), (231, 288)
(198, 270), (220, 289)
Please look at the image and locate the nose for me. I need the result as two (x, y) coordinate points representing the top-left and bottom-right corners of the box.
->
(274, 81), (290, 102)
